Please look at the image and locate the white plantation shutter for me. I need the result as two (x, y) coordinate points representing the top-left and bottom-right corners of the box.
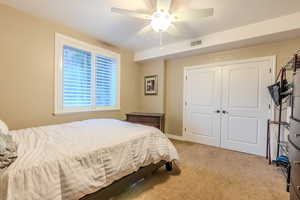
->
(55, 33), (120, 114)
(63, 45), (92, 108)
(95, 55), (117, 107)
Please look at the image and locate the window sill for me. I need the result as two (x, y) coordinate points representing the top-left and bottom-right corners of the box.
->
(53, 108), (121, 116)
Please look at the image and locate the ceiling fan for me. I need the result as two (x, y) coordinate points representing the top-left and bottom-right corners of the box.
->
(111, 0), (214, 43)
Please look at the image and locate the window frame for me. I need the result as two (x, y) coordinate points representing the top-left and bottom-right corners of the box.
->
(54, 33), (121, 115)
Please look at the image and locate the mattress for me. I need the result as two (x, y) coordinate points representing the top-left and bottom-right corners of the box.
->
(0, 119), (179, 200)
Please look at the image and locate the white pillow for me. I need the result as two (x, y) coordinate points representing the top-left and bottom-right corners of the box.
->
(0, 120), (9, 135)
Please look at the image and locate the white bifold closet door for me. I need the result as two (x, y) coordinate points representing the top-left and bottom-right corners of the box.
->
(185, 67), (222, 147)
(184, 57), (273, 156)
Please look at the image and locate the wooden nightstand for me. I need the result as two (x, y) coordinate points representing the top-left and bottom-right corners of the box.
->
(126, 112), (165, 133)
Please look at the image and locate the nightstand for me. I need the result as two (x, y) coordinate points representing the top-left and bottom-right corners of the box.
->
(126, 112), (165, 133)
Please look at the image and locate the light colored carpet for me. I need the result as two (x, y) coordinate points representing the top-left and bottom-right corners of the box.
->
(112, 140), (289, 200)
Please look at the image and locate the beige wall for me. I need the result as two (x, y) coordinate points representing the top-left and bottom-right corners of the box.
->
(2, 2), (300, 135)
(0, 4), (141, 130)
(139, 60), (165, 113)
(165, 38), (300, 136)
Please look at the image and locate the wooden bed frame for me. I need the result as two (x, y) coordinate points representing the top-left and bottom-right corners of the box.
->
(80, 161), (173, 200)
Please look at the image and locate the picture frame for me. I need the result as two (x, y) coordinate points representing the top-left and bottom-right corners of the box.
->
(144, 75), (158, 95)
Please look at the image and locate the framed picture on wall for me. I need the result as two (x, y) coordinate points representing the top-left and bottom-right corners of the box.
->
(144, 75), (158, 95)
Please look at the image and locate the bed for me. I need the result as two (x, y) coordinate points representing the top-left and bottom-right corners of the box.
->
(0, 119), (179, 200)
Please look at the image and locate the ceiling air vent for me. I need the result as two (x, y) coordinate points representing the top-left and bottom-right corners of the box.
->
(191, 40), (202, 47)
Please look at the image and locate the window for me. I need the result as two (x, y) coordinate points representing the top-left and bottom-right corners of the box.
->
(55, 33), (120, 114)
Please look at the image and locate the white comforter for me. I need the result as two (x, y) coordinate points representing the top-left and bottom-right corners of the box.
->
(0, 119), (179, 200)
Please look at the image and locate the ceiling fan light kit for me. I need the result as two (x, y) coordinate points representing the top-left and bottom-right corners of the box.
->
(151, 11), (172, 32)
(111, 0), (214, 44)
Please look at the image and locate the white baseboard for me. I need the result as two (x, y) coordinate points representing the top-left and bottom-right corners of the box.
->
(166, 133), (200, 144)
(166, 133), (186, 141)
(166, 133), (207, 144)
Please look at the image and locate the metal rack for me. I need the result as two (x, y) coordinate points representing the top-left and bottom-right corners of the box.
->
(276, 54), (299, 157)
(266, 53), (300, 192)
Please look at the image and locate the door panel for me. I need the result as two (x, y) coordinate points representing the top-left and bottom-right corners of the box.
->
(227, 116), (259, 144)
(221, 61), (271, 156)
(228, 67), (259, 109)
(189, 113), (213, 137)
(184, 67), (221, 147)
(189, 71), (215, 106)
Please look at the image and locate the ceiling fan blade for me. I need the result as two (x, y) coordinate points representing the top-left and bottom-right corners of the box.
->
(156, 0), (172, 12)
(111, 7), (152, 20)
(174, 8), (214, 21)
(137, 25), (153, 36)
(166, 24), (181, 37)
(143, 0), (156, 11)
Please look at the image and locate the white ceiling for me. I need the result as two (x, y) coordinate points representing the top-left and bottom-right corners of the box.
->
(1, 0), (300, 50)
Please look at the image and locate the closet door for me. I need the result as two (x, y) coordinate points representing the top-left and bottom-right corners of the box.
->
(220, 61), (272, 156)
(184, 67), (222, 147)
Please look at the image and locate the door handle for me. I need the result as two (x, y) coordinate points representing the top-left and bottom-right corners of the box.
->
(222, 110), (228, 114)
